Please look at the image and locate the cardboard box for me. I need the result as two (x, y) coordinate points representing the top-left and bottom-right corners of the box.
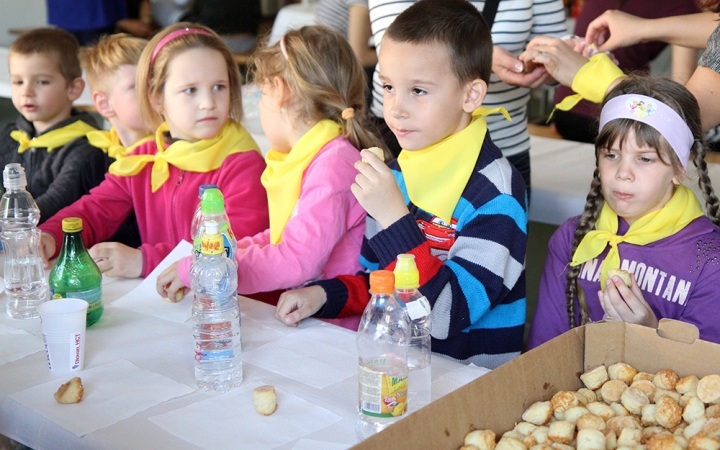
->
(352, 319), (720, 449)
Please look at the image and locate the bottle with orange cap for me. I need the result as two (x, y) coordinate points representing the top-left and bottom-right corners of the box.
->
(356, 270), (412, 441)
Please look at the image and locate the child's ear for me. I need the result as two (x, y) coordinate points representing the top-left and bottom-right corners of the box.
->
(272, 76), (291, 110)
(149, 91), (163, 115)
(92, 91), (115, 119)
(462, 79), (488, 114)
(67, 77), (85, 102)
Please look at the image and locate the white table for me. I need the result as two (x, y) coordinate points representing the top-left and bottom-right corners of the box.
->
(0, 274), (477, 449)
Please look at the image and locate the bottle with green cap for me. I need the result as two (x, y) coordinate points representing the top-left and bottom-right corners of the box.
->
(48, 217), (103, 327)
(192, 188), (237, 263)
(394, 254), (432, 370)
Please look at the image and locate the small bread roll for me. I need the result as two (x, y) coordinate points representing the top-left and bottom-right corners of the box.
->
(504, 431), (527, 441)
(495, 437), (527, 450)
(604, 429), (618, 450)
(610, 402), (630, 417)
(602, 381), (629, 403)
(656, 389), (682, 404)
(564, 406), (591, 424)
(552, 391), (581, 418)
(698, 375), (720, 404)
(465, 430), (497, 450)
(675, 435), (689, 450)
(361, 146), (385, 163)
(647, 433), (681, 450)
(532, 426), (550, 445)
(523, 401), (553, 426)
(252, 385), (278, 416)
(578, 388), (598, 404)
(54, 377), (84, 404)
(617, 428), (643, 447)
(548, 421), (576, 444)
(577, 428), (606, 450)
(655, 370), (680, 391)
(577, 414), (606, 431)
(523, 435), (539, 448)
(700, 418), (720, 439)
(684, 396), (706, 424)
(687, 434), (720, 450)
(606, 416), (641, 436)
(607, 269), (632, 287)
(684, 417), (708, 440)
(707, 405), (720, 420)
(643, 427), (668, 441)
(587, 401), (617, 421)
(635, 372), (656, 383)
(642, 404), (659, 426)
(632, 380), (657, 403)
(609, 363), (639, 384)
(582, 366), (610, 390)
(677, 376), (700, 395)
(655, 396), (683, 429)
(622, 386), (650, 414)
(681, 392), (697, 408)
(516, 422), (538, 437)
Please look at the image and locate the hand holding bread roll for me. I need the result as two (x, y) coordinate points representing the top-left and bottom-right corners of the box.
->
(606, 269), (632, 287)
(361, 147), (385, 163)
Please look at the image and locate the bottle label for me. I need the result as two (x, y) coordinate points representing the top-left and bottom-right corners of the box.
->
(54, 286), (102, 312)
(406, 296), (431, 321)
(358, 365), (408, 418)
(193, 229), (234, 259)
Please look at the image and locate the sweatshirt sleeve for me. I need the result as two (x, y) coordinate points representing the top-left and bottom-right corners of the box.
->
(526, 219), (576, 350)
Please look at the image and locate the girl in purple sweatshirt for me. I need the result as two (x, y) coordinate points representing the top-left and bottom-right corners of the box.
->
(527, 76), (720, 349)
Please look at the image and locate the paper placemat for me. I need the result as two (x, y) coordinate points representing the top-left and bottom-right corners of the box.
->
(10, 359), (195, 436)
(0, 323), (44, 366)
(431, 363), (490, 400)
(112, 240), (193, 323)
(290, 439), (350, 450)
(242, 326), (356, 389)
(149, 381), (343, 450)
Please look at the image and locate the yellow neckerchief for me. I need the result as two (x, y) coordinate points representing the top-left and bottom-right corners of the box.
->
(571, 185), (703, 286)
(109, 120), (259, 193)
(396, 106), (510, 223)
(86, 127), (153, 160)
(261, 120), (343, 244)
(10, 121), (97, 154)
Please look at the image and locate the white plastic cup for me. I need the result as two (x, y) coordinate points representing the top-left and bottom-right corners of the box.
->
(37, 299), (88, 376)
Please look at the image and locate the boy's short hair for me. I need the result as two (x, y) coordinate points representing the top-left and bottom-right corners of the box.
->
(81, 33), (148, 93)
(385, 0), (492, 85)
(9, 27), (82, 83)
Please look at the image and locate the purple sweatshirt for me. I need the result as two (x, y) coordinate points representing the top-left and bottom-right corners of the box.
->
(527, 215), (720, 349)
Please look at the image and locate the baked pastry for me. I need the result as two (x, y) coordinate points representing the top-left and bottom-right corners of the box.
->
(646, 432), (677, 450)
(698, 375), (720, 404)
(522, 401), (553, 426)
(54, 377), (84, 404)
(552, 391), (581, 419)
(684, 417), (707, 440)
(564, 406), (591, 424)
(531, 426), (550, 445)
(605, 415), (641, 436)
(465, 429), (497, 450)
(580, 365), (609, 390)
(707, 405), (720, 419)
(514, 422), (537, 437)
(577, 388), (597, 404)
(609, 363), (638, 384)
(617, 427), (643, 447)
(494, 437), (525, 450)
(642, 404), (659, 426)
(607, 269), (632, 287)
(576, 428), (606, 450)
(576, 413), (606, 431)
(654, 396), (682, 429)
(631, 379), (657, 402)
(621, 386), (650, 415)
(586, 401), (616, 421)
(361, 147), (385, 163)
(609, 402), (630, 417)
(601, 380), (629, 403)
(634, 372), (655, 383)
(654, 369), (679, 391)
(677, 375), (699, 395)
(548, 421), (576, 444)
(683, 396), (705, 423)
(252, 385), (277, 416)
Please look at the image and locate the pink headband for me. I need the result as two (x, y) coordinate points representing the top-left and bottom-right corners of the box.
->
(599, 94), (693, 169)
(150, 27), (213, 73)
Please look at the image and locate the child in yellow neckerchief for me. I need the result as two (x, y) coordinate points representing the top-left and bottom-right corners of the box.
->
(273, 0), (529, 369)
(157, 25), (383, 328)
(528, 76), (720, 349)
(38, 23), (269, 281)
(1, 28), (113, 224)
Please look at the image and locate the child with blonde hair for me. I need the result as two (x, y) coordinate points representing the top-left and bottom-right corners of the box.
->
(39, 22), (269, 279)
(158, 25), (381, 317)
(528, 76), (720, 348)
(0, 28), (111, 223)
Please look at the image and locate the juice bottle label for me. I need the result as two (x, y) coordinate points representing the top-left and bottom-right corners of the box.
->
(358, 365), (408, 418)
(193, 229), (234, 259)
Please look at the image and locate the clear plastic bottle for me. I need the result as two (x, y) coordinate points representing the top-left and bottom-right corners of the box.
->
(356, 270), (411, 441)
(0, 163), (48, 318)
(191, 220), (242, 392)
(394, 254), (432, 411)
(192, 188), (237, 263)
(189, 183), (218, 242)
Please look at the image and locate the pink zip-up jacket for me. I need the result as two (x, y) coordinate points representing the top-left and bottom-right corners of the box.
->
(177, 136), (366, 294)
(39, 136), (269, 278)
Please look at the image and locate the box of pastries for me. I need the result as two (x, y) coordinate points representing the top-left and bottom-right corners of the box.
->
(352, 319), (720, 450)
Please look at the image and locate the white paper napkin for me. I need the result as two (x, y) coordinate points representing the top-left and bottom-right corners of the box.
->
(431, 363), (490, 400)
(0, 323), (44, 366)
(148, 381), (343, 450)
(10, 359), (195, 436)
(242, 326), (356, 389)
(290, 439), (350, 450)
(112, 240), (193, 323)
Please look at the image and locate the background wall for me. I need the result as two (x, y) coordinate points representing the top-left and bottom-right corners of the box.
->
(0, 0), (46, 47)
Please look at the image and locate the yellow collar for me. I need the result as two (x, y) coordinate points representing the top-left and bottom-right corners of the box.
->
(86, 127), (153, 159)
(10, 121), (97, 153)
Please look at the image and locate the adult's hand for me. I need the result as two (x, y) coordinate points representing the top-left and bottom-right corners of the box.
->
(521, 36), (588, 87)
(585, 9), (647, 52)
(493, 45), (550, 89)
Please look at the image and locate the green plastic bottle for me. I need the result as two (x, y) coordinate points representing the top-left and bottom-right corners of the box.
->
(48, 217), (103, 326)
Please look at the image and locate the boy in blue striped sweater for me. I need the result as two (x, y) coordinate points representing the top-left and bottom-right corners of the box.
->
(275, 0), (528, 369)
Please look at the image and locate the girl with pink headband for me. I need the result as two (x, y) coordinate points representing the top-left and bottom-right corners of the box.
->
(527, 76), (720, 348)
(39, 22), (269, 280)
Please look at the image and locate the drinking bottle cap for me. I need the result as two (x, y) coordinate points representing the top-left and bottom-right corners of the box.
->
(3, 163), (27, 189)
(393, 254), (419, 289)
(62, 217), (83, 233)
(200, 188), (225, 214)
(369, 270), (394, 294)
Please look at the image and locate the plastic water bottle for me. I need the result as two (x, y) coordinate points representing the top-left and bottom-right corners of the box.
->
(191, 220), (242, 392)
(0, 163), (48, 319)
(356, 270), (411, 441)
(48, 218), (104, 326)
(394, 254), (432, 410)
(192, 188), (237, 262)
(190, 184), (218, 242)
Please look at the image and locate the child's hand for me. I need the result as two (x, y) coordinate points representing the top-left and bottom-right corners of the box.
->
(155, 261), (188, 303)
(88, 242), (142, 278)
(520, 36), (589, 88)
(275, 286), (327, 326)
(493, 45), (549, 89)
(40, 233), (57, 269)
(352, 149), (410, 229)
(597, 273), (658, 329)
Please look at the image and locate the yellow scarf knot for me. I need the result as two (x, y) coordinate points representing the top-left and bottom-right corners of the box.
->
(10, 121), (97, 153)
(108, 121), (259, 193)
(571, 185), (703, 286)
(396, 106), (510, 223)
(86, 128), (153, 160)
